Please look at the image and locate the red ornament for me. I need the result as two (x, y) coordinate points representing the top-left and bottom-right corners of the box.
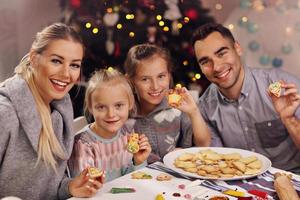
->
(184, 9), (198, 20)
(138, 0), (154, 8)
(70, 0), (80, 8)
(114, 42), (121, 58)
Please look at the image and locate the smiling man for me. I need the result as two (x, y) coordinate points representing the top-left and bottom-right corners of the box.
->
(192, 23), (300, 173)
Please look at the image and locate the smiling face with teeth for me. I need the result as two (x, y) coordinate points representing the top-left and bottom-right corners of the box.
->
(194, 32), (244, 99)
(30, 39), (83, 104)
(133, 54), (171, 115)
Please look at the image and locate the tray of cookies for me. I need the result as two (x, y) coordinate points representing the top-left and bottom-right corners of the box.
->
(163, 147), (271, 181)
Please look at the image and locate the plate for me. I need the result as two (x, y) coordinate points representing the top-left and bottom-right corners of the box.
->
(163, 147), (272, 181)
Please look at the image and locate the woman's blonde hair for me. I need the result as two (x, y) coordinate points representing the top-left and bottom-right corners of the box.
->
(3, 23), (84, 172)
(84, 68), (136, 120)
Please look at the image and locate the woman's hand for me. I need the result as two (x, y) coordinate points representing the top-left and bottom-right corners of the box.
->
(69, 168), (105, 198)
(133, 134), (152, 165)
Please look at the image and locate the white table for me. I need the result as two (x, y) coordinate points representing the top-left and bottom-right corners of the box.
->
(68, 163), (300, 200)
(68, 166), (238, 200)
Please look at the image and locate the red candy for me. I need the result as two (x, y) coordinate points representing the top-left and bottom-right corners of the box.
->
(184, 194), (192, 199)
(248, 190), (268, 199)
(178, 184), (186, 189)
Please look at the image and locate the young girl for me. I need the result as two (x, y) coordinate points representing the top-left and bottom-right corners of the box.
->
(0, 23), (102, 199)
(124, 43), (211, 163)
(68, 69), (151, 182)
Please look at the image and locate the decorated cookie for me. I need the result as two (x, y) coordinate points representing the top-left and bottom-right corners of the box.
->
(131, 171), (152, 179)
(127, 133), (140, 153)
(167, 89), (182, 107)
(88, 167), (103, 178)
(269, 81), (282, 97)
(209, 196), (229, 200)
(156, 173), (172, 181)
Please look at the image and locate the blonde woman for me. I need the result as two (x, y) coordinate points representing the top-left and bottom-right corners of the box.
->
(0, 23), (103, 199)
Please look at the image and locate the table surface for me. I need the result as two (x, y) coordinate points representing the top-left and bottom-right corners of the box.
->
(68, 162), (300, 200)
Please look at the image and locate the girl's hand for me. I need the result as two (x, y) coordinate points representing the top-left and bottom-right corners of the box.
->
(69, 168), (105, 198)
(172, 87), (198, 116)
(269, 81), (300, 121)
(133, 134), (152, 165)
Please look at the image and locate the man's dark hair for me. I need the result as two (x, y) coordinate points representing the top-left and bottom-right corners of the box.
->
(191, 23), (235, 46)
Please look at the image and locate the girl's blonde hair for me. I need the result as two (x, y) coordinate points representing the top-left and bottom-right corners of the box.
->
(2, 23), (84, 172)
(84, 69), (136, 120)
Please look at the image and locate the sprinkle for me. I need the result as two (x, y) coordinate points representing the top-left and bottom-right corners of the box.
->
(248, 190), (267, 198)
(155, 194), (165, 200)
(223, 189), (245, 197)
(173, 192), (181, 197)
(178, 184), (186, 189)
(184, 193), (192, 199)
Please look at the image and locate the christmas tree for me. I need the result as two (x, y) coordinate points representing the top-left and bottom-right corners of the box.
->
(60, 0), (215, 117)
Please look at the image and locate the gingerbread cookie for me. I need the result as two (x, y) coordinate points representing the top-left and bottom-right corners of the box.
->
(131, 171), (152, 179)
(269, 81), (282, 97)
(167, 87), (182, 107)
(88, 167), (103, 178)
(127, 133), (140, 153)
(156, 173), (172, 181)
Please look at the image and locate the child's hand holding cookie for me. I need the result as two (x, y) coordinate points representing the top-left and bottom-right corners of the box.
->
(127, 133), (140, 154)
(169, 87), (198, 116)
(131, 134), (151, 166)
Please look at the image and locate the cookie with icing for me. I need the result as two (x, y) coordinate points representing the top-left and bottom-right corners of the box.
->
(269, 81), (282, 97)
(127, 133), (139, 153)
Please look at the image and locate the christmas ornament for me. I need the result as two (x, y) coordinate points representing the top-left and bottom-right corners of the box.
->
(70, 0), (80, 8)
(272, 58), (283, 68)
(281, 43), (293, 54)
(247, 22), (259, 33)
(171, 21), (180, 35)
(135, 9), (147, 25)
(164, 0), (182, 21)
(106, 30), (114, 55)
(147, 26), (157, 43)
(248, 40), (260, 52)
(103, 13), (119, 27)
(240, 0), (252, 9)
(103, 12), (119, 55)
(259, 55), (271, 65)
(184, 9), (198, 20)
(238, 17), (248, 27)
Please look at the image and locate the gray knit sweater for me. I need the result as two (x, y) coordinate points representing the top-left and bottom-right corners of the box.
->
(0, 75), (74, 200)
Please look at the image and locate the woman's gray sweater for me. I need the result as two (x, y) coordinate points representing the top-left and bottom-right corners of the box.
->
(0, 75), (74, 200)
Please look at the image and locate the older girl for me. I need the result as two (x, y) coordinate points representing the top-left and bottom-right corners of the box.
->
(124, 44), (211, 163)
